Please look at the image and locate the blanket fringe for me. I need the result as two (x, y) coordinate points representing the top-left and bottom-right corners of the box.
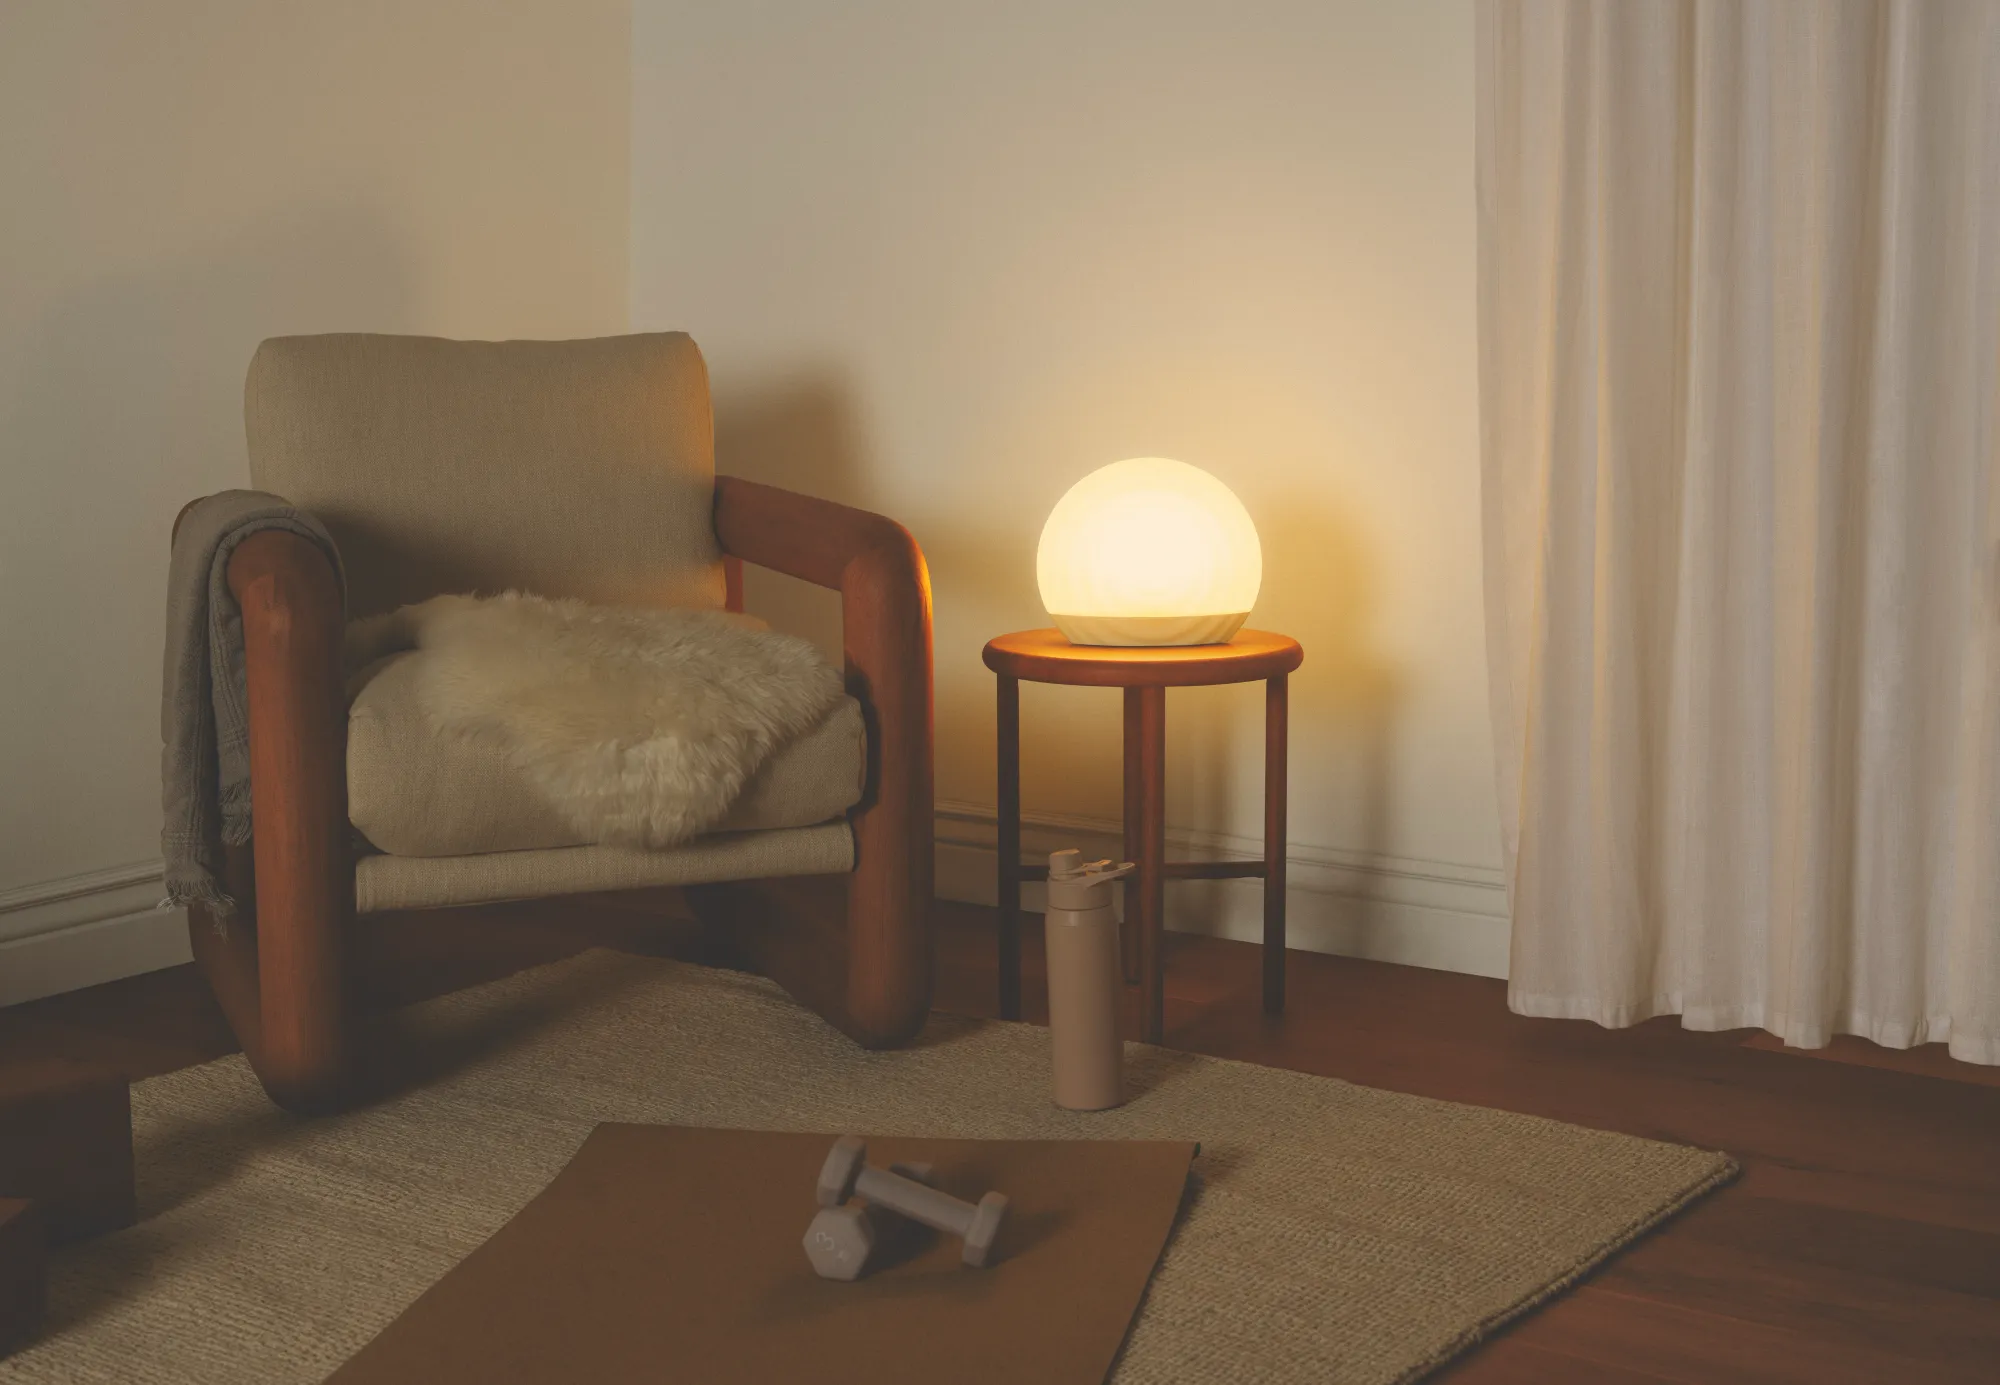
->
(162, 874), (238, 924)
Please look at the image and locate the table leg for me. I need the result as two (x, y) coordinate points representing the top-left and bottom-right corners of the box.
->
(1120, 687), (1144, 985)
(1136, 685), (1167, 1043)
(997, 674), (1022, 1021)
(1264, 674), (1288, 1014)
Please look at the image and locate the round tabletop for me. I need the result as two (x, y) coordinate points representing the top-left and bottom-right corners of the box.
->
(982, 628), (1303, 688)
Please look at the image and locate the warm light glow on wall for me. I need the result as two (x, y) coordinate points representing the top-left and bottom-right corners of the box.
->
(1036, 457), (1262, 646)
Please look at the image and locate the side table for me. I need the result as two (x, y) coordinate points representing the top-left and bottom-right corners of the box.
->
(983, 629), (1304, 1043)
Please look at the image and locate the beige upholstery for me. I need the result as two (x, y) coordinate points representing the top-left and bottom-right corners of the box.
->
(245, 333), (725, 619)
(347, 651), (867, 857)
(354, 823), (855, 913)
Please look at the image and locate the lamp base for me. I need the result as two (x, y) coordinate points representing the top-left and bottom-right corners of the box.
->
(1050, 612), (1249, 647)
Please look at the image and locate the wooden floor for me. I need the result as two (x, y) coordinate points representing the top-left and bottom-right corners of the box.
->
(2, 895), (1996, 1383)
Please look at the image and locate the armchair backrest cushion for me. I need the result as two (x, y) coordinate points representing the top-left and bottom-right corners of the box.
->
(245, 333), (724, 618)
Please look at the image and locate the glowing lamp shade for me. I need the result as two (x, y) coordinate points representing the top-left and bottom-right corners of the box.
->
(1037, 457), (1261, 646)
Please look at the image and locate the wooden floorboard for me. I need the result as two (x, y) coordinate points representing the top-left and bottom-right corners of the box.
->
(1456, 1338), (1682, 1384)
(1741, 1030), (2000, 1088)
(1493, 1285), (1993, 1385)
(1, 893), (1995, 1382)
(1599, 1215), (2000, 1370)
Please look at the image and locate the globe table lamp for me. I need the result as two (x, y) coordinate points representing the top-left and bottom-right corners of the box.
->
(1036, 457), (1262, 645)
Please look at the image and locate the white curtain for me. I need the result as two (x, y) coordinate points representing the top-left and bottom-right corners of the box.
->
(1476, 0), (2000, 1062)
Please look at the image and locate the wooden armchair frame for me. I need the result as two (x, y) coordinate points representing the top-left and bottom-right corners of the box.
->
(177, 476), (934, 1112)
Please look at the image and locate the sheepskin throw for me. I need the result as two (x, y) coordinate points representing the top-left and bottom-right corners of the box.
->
(345, 594), (844, 850)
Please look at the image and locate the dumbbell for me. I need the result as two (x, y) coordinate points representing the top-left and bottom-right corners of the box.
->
(815, 1136), (1009, 1268)
(802, 1160), (936, 1282)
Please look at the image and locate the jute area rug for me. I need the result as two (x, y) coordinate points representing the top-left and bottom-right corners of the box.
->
(1, 951), (1734, 1385)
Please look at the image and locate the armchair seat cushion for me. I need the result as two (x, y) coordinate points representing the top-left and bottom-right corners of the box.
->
(347, 651), (866, 858)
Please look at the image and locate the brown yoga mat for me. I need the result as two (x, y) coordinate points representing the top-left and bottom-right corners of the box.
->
(325, 1125), (1197, 1385)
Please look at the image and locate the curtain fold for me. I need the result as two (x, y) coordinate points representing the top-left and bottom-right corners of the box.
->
(1477, 0), (2000, 1062)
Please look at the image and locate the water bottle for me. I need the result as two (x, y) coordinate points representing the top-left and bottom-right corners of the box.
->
(1044, 849), (1134, 1110)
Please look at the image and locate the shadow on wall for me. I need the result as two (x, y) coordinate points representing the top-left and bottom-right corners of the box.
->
(0, 207), (417, 875)
(15, 204), (419, 516)
(1259, 492), (1404, 873)
(711, 374), (877, 663)
(713, 372), (1048, 823)
(714, 371), (1047, 646)
(1168, 492), (1405, 931)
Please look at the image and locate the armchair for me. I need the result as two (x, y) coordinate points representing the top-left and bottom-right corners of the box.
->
(176, 333), (933, 1113)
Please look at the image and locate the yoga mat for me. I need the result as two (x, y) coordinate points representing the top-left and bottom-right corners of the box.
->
(326, 1125), (1197, 1385)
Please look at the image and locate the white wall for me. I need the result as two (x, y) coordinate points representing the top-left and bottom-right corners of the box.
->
(632, 2), (1506, 972)
(0, 1), (633, 1001)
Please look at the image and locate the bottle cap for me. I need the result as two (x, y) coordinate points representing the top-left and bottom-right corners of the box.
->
(1047, 849), (1135, 911)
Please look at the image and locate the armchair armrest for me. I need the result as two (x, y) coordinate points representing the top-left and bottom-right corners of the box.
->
(218, 527), (352, 1109)
(710, 476), (935, 1045)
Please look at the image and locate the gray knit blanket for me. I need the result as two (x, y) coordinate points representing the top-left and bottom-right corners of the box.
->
(160, 490), (343, 915)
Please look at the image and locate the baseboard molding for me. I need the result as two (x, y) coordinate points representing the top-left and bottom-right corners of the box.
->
(935, 800), (1511, 979)
(0, 814), (1510, 1008)
(0, 861), (191, 1007)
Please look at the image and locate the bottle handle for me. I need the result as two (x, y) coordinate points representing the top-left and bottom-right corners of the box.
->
(1049, 849), (1136, 886)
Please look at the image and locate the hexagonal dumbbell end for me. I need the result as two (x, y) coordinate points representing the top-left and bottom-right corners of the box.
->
(803, 1204), (875, 1281)
(816, 1135), (868, 1209)
(962, 1192), (1010, 1268)
(805, 1158), (939, 1282)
